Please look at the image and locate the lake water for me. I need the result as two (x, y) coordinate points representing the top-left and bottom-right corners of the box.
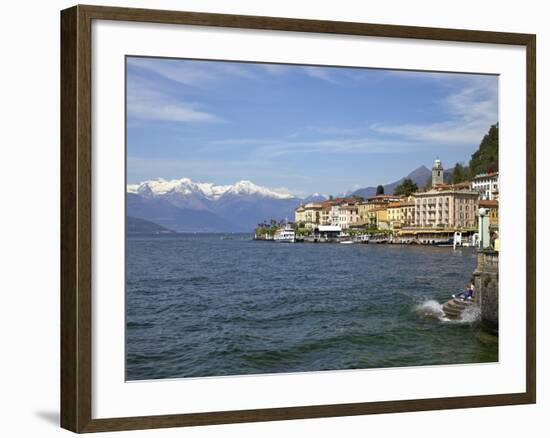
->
(126, 234), (498, 380)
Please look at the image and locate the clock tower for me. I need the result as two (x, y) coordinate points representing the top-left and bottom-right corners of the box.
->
(432, 158), (444, 187)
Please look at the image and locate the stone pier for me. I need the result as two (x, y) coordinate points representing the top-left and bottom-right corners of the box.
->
(473, 250), (499, 331)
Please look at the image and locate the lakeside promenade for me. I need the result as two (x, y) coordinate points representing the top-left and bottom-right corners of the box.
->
(254, 227), (479, 247)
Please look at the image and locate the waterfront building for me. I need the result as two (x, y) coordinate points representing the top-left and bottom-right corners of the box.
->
(318, 197), (358, 228)
(299, 202), (325, 229)
(367, 194), (402, 204)
(367, 206), (389, 229)
(387, 201), (403, 229)
(357, 195), (399, 224)
(387, 196), (415, 229)
(472, 172), (499, 200)
(339, 204), (360, 230)
(356, 194), (399, 229)
(314, 225), (341, 239)
(402, 197), (416, 227)
(330, 204), (341, 227)
(319, 203), (331, 225)
(294, 205), (306, 225)
(357, 202), (370, 225)
(414, 187), (479, 228)
(396, 227), (461, 245)
(432, 158), (444, 186)
(479, 199), (499, 227)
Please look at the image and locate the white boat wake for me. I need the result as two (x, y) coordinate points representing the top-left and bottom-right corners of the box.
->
(415, 300), (447, 321)
(415, 299), (481, 323)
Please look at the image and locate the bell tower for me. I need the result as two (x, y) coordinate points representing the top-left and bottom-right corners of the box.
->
(432, 158), (444, 187)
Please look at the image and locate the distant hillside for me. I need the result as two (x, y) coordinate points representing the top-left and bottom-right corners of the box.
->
(127, 192), (234, 232)
(352, 165), (432, 197)
(469, 123), (498, 175)
(351, 164), (457, 197)
(439, 123), (499, 185)
(126, 216), (175, 234)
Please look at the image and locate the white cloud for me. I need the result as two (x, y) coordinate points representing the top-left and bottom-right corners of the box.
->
(260, 64), (291, 75)
(304, 126), (358, 136)
(370, 75), (498, 146)
(127, 57), (257, 87)
(302, 66), (339, 83)
(127, 78), (223, 123)
(210, 136), (422, 158)
(129, 100), (222, 123)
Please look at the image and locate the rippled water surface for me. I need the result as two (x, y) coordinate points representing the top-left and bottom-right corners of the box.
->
(126, 234), (498, 380)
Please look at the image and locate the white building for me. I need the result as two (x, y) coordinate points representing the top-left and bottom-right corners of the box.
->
(339, 204), (360, 230)
(414, 187), (479, 228)
(472, 172), (499, 200)
(330, 205), (341, 227)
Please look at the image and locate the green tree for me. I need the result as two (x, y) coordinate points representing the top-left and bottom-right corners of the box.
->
(394, 178), (418, 197)
(449, 162), (468, 184)
(469, 123), (499, 177)
(376, 185), (384, 195)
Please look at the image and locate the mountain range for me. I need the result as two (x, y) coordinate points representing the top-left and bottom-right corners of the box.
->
(126, 166), (451, 233)
(351, 165), (450, 198)
(127, 178), (302, 232)
(126, 216), (175, 234)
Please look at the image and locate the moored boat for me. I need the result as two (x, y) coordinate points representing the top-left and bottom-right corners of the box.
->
(273, 224), (296, 243)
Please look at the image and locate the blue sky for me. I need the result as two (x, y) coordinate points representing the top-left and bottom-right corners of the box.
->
(126, 57), (498, 196)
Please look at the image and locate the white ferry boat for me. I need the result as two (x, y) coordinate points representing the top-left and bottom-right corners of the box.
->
(273, 224), (296, 243)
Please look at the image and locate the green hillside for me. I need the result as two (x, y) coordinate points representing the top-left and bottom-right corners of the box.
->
(446, 123), (499, 185)
(469, 123), (499, 176)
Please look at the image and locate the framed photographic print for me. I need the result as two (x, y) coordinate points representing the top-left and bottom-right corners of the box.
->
(60, 4), (536, 433)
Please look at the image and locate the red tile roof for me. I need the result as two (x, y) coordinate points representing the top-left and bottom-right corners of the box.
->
(479, 200), (499, 207)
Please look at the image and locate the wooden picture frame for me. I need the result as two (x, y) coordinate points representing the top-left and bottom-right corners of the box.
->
(61, 4), (536, 433)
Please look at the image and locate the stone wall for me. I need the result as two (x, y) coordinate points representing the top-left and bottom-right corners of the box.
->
(473, 250), (499, 331)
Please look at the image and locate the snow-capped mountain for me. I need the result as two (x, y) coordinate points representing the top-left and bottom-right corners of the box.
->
(127, 177), (295, 201)
(302, 193), (328, 203)
(126, 177), (304, 232)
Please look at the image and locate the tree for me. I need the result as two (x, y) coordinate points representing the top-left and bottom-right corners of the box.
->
(469, 123), (499, 177)
(394, 178), (418, 197)
(449, 162), (468, 184)
(376, 185), (384, 195)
